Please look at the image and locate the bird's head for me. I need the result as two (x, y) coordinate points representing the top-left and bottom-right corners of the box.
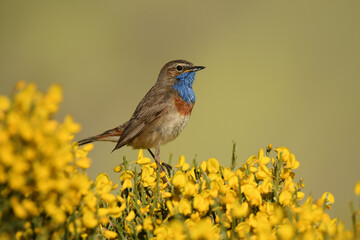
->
(157, 60), (205, 104)
(157, 60), (205, 88)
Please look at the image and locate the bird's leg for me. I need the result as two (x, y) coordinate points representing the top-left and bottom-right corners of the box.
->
(148, 148), (172, 175)
(147, 149), (155, 159)
(155, 146), (171, 185)
(154, 146), (162, 170)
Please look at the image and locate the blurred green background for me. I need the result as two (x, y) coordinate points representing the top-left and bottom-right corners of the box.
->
(1, 0), (359, 226)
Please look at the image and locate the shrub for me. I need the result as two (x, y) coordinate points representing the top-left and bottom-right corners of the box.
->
(0, 82), (359, 239)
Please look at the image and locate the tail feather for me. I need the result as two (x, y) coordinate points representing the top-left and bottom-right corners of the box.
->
(77, 121), (129, 146)
(78, 138), (96, 146)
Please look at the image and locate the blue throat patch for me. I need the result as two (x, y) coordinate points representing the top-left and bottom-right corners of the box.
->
(173, 71), (196, 105)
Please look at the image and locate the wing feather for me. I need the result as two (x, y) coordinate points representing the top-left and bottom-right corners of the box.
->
(112, 85), (172, 151)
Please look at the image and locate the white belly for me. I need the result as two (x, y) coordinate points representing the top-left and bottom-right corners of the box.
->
(128, 112), (191, 149)
(159, 113), (190, 145)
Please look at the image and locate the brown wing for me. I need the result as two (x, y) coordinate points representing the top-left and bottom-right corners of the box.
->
(112, 85), (172, 151)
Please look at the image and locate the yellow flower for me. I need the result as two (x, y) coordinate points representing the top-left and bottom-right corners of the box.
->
(228, 175), (239, 190)
(112, 182), (119, 190)
(81, 143), (94, 152)
(275, 147), (290, 162)
(0, 143), (14, 167)
(141, 164), (154, 178)
(200, 161), (207, 172)
(270, 207), (284, 225)
(183, 181), (197, 197)
(22, 199), (39, 216)
(168, 219), (186, 239)
(149, 161), (158, 168)
(0, 96), (10, 112)
(225, 189), (237, 205)
(285, 153), (299, 169)
(142, 176), (156, 187)
(284, 176), (296, 193)
(117, 195), (125, 203)
(137, 157), (152, 165)
(173, 171), (186, 189)
(254, 215), (272, 238)
(136, 149), (152, 165)
(107, 206), (124, 218)
(153, 225), (169, 239)
(101, 193), (116, 204)
(119, 202), (126, 212)
(76, 157), (91, 169)
(82, 210), (98, 228)
(102, 230), (118, 239)
(43, 84), (63, 113)
(257, 148), (270, 165)
(140, 205), (150, 214)
(10, 197), (28, 219)
(166, 201), (175, 216)
(256, 164), (270, 179)
(207, 158), (219, 173)
(186, 167), (196, 180)
(223, 167), (234, 181)
(8, 170), (26, 191)
(190, 212), (200, 222)
(113, 164), (122, 172)
(95, 173), (110, 188)
(98, 208), (109, 217)
(235, 222), (250, 238)
(232, 202), (249, 218)
(278, 223), (295, 240)
(178, 198), (192, 216)
(174, 155), (189, 171)
(122, 179), (133, 190)
(95, 173), (112, 194)
(23, 147), (36, 161)
(120, 170), (135, 181)
(0, 165), (6, 183)
(317, 192), (335, 209)
(246, 155), (256, 165)
(241, 173), (257, 187)
(242, 184), (262, 206)
(143, 216), (153, 231)
(176, 155), (185, 168)
(161, 191), (172, 198)
(182, 163), (190, 171)
(258, 177), (273, 194)
(193, 194), (210, 216)
(280, 168), (291, 179)
(125, 210), (135, 222)
(62, 115), (81, 135)
(354, 181), (360, 196)
(279, 190), (293, 206)
(189, 219), (219, 240)
(297, 191), (305, 200)
(241, 164), (257, 174)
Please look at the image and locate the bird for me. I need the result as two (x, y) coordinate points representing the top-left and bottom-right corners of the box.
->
(78, 59), (205, 172)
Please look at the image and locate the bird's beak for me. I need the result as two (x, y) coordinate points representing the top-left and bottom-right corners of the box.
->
(188, 66), (205, 72)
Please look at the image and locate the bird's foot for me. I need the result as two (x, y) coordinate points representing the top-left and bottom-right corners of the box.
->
(148, 148), (172, 176)
(154, 160), (171, 186)
(161, 162), (172, 176)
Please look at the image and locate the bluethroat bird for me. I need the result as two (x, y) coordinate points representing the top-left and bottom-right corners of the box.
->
(78, 60), (205, 172)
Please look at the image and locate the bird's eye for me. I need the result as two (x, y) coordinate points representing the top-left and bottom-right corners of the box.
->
(176, 65), (183, 71)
